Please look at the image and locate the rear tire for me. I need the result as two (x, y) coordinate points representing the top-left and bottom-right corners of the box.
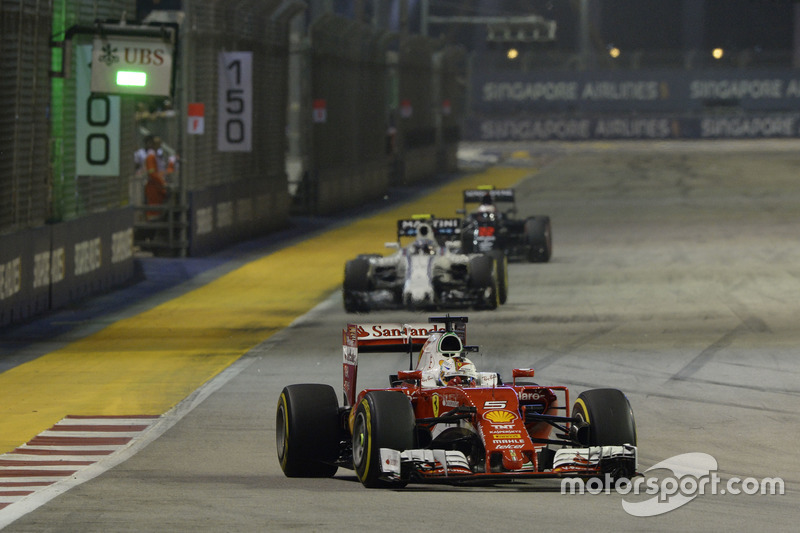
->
(276, 384), (340, 478)
(524, 216), (552, 263)
(352, 391), (415, 488)
(460, 224), (475, 254)
(469, 255), (499, 310)
(572, 388), (637, 446)
(343, 258), (370, 312)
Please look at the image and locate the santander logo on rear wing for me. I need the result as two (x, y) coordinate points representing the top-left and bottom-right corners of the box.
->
(341, 321), (466, 407)
(349, 323), (444, 344)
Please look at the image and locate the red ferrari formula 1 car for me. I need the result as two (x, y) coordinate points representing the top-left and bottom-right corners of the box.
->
(276, 316), (637, 488)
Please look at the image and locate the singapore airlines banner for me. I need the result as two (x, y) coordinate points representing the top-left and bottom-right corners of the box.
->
(467, 68), (800, 140)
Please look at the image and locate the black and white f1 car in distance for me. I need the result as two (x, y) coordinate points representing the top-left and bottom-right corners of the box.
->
(343, 216), (507, 312)
(459, 187), (552, 263)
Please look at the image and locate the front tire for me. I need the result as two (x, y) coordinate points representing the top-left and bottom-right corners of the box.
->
(572, 388), (637, 446)
(276, 384), (340, 478)
(343, 258), (371, 312)
(352, 391), (415, 488)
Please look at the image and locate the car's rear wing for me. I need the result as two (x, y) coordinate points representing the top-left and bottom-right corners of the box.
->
(463, 188), (515, 204)
(342, 319), (466, 407)
(396, 217), (461, 240)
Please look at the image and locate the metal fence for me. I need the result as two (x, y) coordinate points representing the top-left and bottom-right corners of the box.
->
(177, 0), (292, 255)
(298, 13), (390, 214)
(0, 0), (299, 325)
(395, 34), (436, 185)
(49, 0), (139, 224)
(0, 0), (54, 233)
(182, 0), (288, 192)
(435, 45), (467, 173)
(290, 14), (468, 214)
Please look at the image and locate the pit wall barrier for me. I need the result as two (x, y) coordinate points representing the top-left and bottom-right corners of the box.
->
(187, 180), (291, 257)
(400, 145), (439, 185)
(309, 160), (389, 216)
(0, 208), (135, 327)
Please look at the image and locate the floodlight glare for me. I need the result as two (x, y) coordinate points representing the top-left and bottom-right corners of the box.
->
(116, 71), (147, 87)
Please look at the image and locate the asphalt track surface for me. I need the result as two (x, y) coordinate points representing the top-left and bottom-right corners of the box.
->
(1, 140), (799, 531)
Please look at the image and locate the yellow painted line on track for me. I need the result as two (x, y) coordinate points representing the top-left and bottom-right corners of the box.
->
(0, 167), (532, 453)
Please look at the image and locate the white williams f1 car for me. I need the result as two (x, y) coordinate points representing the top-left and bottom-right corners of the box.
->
(343, 216), (508, 312)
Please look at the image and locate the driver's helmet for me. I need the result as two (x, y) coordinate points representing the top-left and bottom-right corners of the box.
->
(440, 355), (478, 387)
(412, 222), (437, 254)
(477, 203), (496, 215)
(417, 331), (469, 387)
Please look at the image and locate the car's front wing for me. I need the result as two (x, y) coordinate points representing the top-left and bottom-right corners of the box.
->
(379, 445), (637, 484)
(348, 289), (490, 311)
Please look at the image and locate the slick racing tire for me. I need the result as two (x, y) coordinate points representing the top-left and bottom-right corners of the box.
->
(524, 216), (552, 263)
(572, 388), (637, 447)
(460, 227), (475, 254)
(276, 384), (340, 478)
(343, 257), (371, 313)
(489, 250), (508, 305)
(352, 391), (415, 488)
(469, 255), (499, 310)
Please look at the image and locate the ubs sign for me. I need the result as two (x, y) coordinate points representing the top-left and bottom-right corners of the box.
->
(91, 36), (174, 96)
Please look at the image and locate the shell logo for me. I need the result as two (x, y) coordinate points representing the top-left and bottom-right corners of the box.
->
(483, 410), (518, 423)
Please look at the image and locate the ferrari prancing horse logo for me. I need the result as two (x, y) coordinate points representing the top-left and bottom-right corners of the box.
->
(432, 394), (440, 417)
